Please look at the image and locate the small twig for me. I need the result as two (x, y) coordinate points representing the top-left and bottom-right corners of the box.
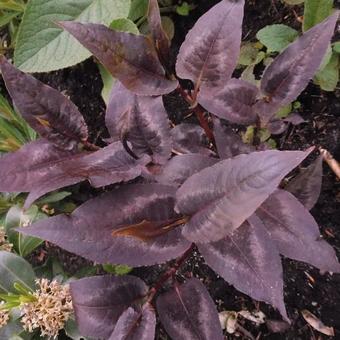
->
(319, 148), (340, 179)
(82, 140), (100, 151)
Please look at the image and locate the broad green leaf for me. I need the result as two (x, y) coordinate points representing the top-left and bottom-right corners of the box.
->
(303, 0), (333, 32)
(0, 11), (20, 28)
(0, 251), (35, 293)
(4, 205), (47, 257)
(128, 0), (148, 21)
(176, 2), (191, 16)
(276, 104), (292, 119)
(334, 42), (340, 54)
(239, 43), (259, 66)
(110, 17), (139, 34)
(314, 52), (339, 91)
(256, 24), (299, 52)
(35, 191), (71, 205)
(14, 0), (131, 72)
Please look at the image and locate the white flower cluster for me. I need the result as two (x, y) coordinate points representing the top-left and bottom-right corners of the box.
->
(21, 279), (73, 339)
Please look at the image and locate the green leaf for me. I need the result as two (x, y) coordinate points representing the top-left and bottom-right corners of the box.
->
(0, 251), (35, 293)
(314, 52), (339, 92)
(161, 16), (174, 41)
(239, 43), (262, 66)
(14, 0), (131, 72)
(333, 42), (340, 54)
(110, 17), (139, 34)
(102, 264), (132, 275)
(176, 2), (191, 16)
(128, 0), (148, 21)
(303, 0), (333, 32)
(36, 191), (71, 205)
(0, 0), (25, 12)
(276, 103), (292, 119)
(283, 0), (304, 4)
(0, 11), (20, 28)
(4, 205), (47, 257)
(256, 24), (299, 53)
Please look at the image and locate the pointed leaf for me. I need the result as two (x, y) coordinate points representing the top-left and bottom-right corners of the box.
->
(109, 304), (156, 340)
(106, 82), (172, 164)
(303, 0), (334, 32)
(176, 0), (244, 93)
(19, 184), (191, 266)
(70, 275), (148, 339)
(148, 0), (170, 68)
(0, 139), (148, 208)
(257, 13), (338, 123)
(0, 57), (88, 151)
(199, 78), (259, 125)
(175, 149), (312, 243)
(157, 278), (224, 340)
(213, 117), (254, 159)
(285, 156), (323, 210)
(198, 215), (288, 320)
(154, 154), (218, 186)
(257, 190), (340, 272)
(171, 123), (212, 155)
(59, 21), (178, 95)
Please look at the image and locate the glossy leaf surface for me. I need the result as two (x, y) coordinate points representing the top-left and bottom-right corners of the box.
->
(176, 149), (311, 243)
(213, 117), (254, 159)
(198, 215), (288, 320)
(109, 304), (156, 340)
(157, 278), (223, 340)
(257, 190), (340, 272)
(148, 0), (170, 68)
(285, 156), (323, 210)
(106, 82), (172, 164)
(0, 57), (88, 151)
(60, 21), (177, 95)
(70, 275), (148, 338)
(199, 78), (259, 125)
(176, 0), (244, 93)
(19, 184), (190, 266)
(257, 13), (338, 123)
(0, 139), (148, 208)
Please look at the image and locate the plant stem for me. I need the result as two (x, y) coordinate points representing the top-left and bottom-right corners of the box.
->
(147, 243), (195, 303)
(175, 85), (215, 145)
(82, 140), (100, 152)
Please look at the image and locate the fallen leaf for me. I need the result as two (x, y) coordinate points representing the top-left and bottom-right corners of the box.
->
(301, 310), (335, 336)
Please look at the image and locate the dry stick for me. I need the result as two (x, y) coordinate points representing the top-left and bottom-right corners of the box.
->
(175, 85), (215, 145)
(147, 243), (195, 303)
(320, 148), (340, 179)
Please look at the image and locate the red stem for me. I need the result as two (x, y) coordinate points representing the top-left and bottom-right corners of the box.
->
(147, 243), (195, 303)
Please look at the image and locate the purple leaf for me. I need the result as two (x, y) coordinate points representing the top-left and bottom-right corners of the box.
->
(109, 304), (156, 340)
(171, 123), (212, 155)
(19, 184), (191, 266)
(284, 113), (306, 125)
(257, 190), (340, 272)
(59, 21), (178, 96)
(157, 278), (224, 340)
(176, 0), (244, 93)
(199, 78), (259, 125)
(106, 82), (172, 164)
(70, 275), (148, 339)
(285, 156), (323, 210)
(256, 13), (338, 123)
(213, 117), (254, 159)
(267, 120), (288, 135)
(198, 215), (288, 320)
(154, 154), (218, 186)
(148, 0), (170, 69)
(0, 139), (149, 208)
(0, 56), (88, 151)
(175, 149), (312, 243)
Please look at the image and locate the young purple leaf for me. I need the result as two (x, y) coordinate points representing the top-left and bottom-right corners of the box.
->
(257, 190), (340, 272)
(18, 184), (191, 266)
(0, 56), (88, 151)
(109, 304), (156, 340)
(285, 156), (323, 210)
(175, 148), (312, 243)
(153, 154), (218, 186)
(106, 82), (172, 164)
(176, 0), (244, 95)
(171, 123), (212, 155)
(157, 278), (224, 340)
(0, 139), (149, 208)
(70, 275), (148, 339)
(256, 12), (339, 124)
(199, 78), (259, 125)
(198, 215), (288, 320)
(148, 0), (171, 69)
(59, 21), (178, 96)
(213, 117), (254, 159)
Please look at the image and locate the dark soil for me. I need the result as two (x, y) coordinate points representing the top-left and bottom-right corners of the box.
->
(1, 0), (340, 339)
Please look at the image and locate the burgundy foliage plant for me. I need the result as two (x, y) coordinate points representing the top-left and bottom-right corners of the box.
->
(0, 0), (339, 339)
